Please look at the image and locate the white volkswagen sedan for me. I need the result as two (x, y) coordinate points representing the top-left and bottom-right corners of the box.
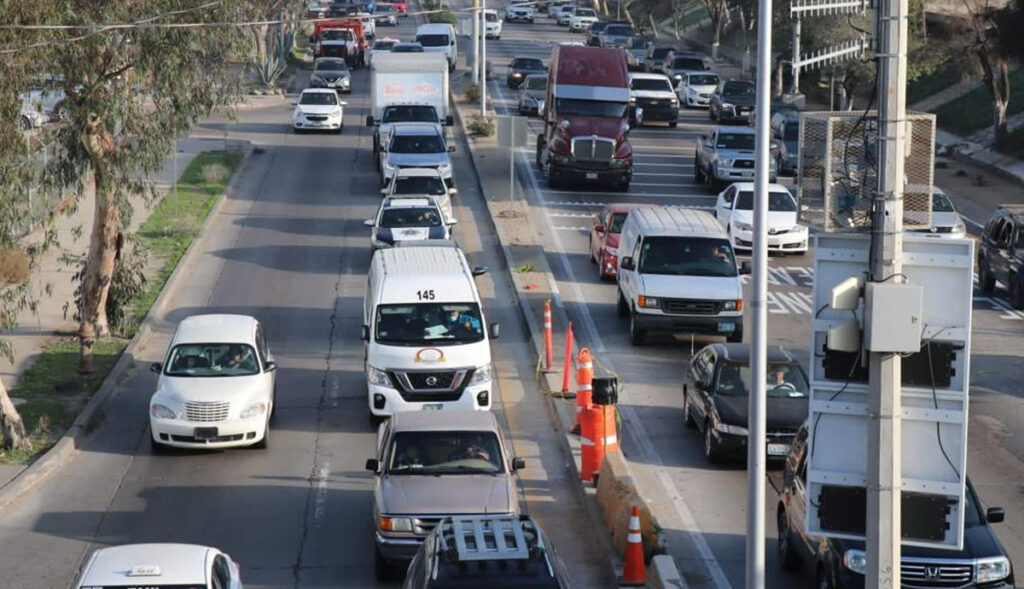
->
(715, 182), (809, 254)
(149, 314), (276, 450)
(74, 543), (243, 589)
(292, 88), (346, 133)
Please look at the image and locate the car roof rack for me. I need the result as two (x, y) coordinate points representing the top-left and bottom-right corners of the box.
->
(439, 516), (534, 562)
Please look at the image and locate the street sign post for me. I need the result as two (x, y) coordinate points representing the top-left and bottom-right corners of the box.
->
(497, 115), (528, 203)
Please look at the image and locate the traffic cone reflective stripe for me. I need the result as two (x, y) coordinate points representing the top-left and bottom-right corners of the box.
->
(620, 505), (647, 586)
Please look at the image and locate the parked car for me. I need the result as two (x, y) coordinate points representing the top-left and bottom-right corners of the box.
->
(710, 79), (756, 124)
(628, 72), (679, 127)
(310, 57), (352, 93)
(586, 20), (609, 46)
(678, 71), (719, 108)
(978, 204), (1024, 307)
(506, 56), (546, 88)
(292, 88), (346, 133)
(402, 516), (572, 588)
(777, 423), (1015, 589)
(570, 7), (599, 31)
(73, 544), (244, 589)
(683, 343), (808, 462)
(149, 314), (276, 450)
(774, 113), (800, 175)
(589, 203), (634, 279)
(517, 73), (547, 116)
(365, 196), (452, 249)
(714, 182), (808, 254)
(644, 45), (676, 73)
(505, 3), (535, 22)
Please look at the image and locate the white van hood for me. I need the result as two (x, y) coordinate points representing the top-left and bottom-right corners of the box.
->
(639, 273), (742, 300)
(369, 339), (491, 370)
(158, 374), (265, 403)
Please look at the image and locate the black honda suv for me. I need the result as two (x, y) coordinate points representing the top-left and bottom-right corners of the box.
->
(978, 204), (1024, 308)
(777, 424), (1015, 589)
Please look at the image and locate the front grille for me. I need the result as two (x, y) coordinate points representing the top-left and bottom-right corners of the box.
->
(660, 298), (720, 315)
(734, 160), (755, 169)
(185, 401), (230, 422)
(388, 369), (472, 402)
(306, 115), (328, 122)
(699, 93), (710, 98)
(638, 98), (667, 107)
(572, 136), (615, 162)
(170, 433), (246, 443)
(901, 562), (973, 587)
(406, 371), (457, 390)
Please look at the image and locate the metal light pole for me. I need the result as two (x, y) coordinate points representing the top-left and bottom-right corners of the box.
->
(867, 0), (909, 583)
(480, 0), (488, 114)
(746, 0), (773, 583)
(472, 0), (480, 85)
(790, 18), (801, 94)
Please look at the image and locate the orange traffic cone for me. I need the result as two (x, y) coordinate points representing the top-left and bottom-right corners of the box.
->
(620, 505), (646, 586)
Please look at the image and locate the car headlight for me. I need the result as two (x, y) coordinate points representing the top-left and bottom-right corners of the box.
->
(368, 366), (391, 387)
(715, 422), (748, 435)
(469, 363), (493, 384)
(976, 556), (1011, 583)
(721, 102), (735, 110)
(721, 299), (742, 311)
(438, 161), (452, 175)
(673, 74), (682, 80)
(637, 295), (659, 309)
(954, 221), (966, 233)
(718, 158), (734, 167)
(512, 72), (523, 78)
(670, 97), (679, 105)
(240, 402), (267, 419)
(333, 108), (343, 117)
(379, 516), (414, 532)
(341, 77), (350, 85)
(843, 549), (867, 575)
(150, 403), (176, 420)
(734, 220), (753, 232)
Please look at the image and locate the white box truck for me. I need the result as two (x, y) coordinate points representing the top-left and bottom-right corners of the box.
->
(367, 51), (453, 155)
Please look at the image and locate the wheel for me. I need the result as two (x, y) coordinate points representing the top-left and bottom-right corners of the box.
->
(694, 158), (703, 182)
(816, 565), (835, 589)
(270, 387), (278, 423)
(979, 259), (996, 293)
(710, 105), (716, 121)
(705, 168), (716, 191)
(682, 388), (696, 428)
(597, 256), (608, 280)
(293, 127), (304, 135)
(778, 508), (802, 570)
(374, 546), (393, 580)
(547, 169), (561, 189)
(617, 177), (630, 191)
(1011, 274), (1024, 309)
(535, 135), (545, 167)
(150, 435), (167, 454)
(703, 422), (720, 462)
(334, 125), (343, 135)
(617, 290), (629, 317)
(19, 115), (32, 131)
(628, 310), (646, 345)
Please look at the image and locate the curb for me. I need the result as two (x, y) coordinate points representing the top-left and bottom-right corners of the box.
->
(0, 139), (254, 516)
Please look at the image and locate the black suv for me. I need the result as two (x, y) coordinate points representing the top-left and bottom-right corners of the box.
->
(402, 515), (571, 588)
(777, 424), (1015, 589)
(978, 204), (1024, 308)
(710, 80), (756, 125)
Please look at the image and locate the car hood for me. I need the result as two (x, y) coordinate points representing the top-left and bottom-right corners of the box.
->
(720, 94), (757, 107)
(314, 71), (350, 80)
(731, 209), (799, 230)
(606, 233), (621, 248)
(523, 89), (546, 100)
(840, 521), (1006, 560)
(368, 339), (491, 370)
(714, 393), (808, 429)
(715, 147), (755, 160)
(561, 114), (628, 140)
(157, 374), (265, 403)
(381, 474), (514, 514)
(386, 152), (450, 167)
(632, 89), (676, 99)
(296, 104), (342, 115)
(685, 83), (717, 94)
(637, 273), (742, 300)
(513, 67), (546, 76)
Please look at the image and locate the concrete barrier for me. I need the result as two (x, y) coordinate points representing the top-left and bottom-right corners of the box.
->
(647, 554), (687, 589)
(595, 452), (666, 560)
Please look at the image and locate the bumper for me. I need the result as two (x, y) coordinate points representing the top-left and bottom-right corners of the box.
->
(632, 310), (742, 337)
(685, 94), (711, 107)
(549, 162), (631, 185)
(718, 109), (753, 123)
(507, 14), (533, 22)
(713, 165), (757, 183)
(485, 28), (501, 37)
(710, 430), (794, 459)
(294, 117), (342, 131)
(375, 531), (424, 562)
(636, 105), (679, 122)
(151, 416), (267, 449)
(367, 381), (491, 417)
(731, 229), (808, 253)
(507, 75), (526, 88)
(311, 80), (351, 92)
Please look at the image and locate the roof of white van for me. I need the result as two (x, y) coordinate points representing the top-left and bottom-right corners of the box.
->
(172, 314), (257, 345)
(628, 207), (725, 239)
(375, 246), (478, 303)
(416, 23), (455, 33)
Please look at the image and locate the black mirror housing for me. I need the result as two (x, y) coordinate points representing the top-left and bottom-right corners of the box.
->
(472, 266), (489, 276)
(361, 325), (370, 341)
(620, 256), (635, 271)
(265, 361), (277, 372)
(987, 507), (1005, 523)
(445, 115), (455, 126)
(511, 457), (526, 471)
(150, 362), (163, 374)
(740, 261), (752, 275)
(489, 323), (501, 340)
(365, 115), (375, 127)
(365, 458), (380, 472)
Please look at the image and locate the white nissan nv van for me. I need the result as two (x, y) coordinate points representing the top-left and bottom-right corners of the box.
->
(362, 242), (499, 417)
(415, 23), (458, 71)
(616, 207), (750, 345)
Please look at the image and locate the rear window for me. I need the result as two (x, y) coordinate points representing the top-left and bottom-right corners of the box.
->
(651, 47), (673, 59)
(513, 57), (544, 69)
(394, 175), (447, 195)
(589, 21), (609, 32)
(417, 33), (449, 47)
(631, 77), (673, 92)
(382, 105), (438, 123)
(525, 76), (547, 90)
(485, 11), (498, 21)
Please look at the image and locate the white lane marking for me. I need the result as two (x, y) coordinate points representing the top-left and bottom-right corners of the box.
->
(974, 296), (1024, 320)
(632, 145), (696, 151)
(544, 201), (715, 210)
(493, 75), (734, 589)
(548, 212), (598, 218)
(328, 374), (341, 408)
(313, 464), (329, 524)
(553, 226), (589, 231)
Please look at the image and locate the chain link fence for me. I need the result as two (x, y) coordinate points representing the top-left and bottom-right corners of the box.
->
(12, 140), (71, 241)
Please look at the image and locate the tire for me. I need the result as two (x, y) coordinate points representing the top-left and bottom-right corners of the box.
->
(597, 256), (607, 280)
(150, 435), (167, 454)
(19, 115), (32, 131)
(705, 168), (716, 191)
(682, 388), (696, 428)
(374, 546), (393, 580)
(547, 169), (561, 189)
(778, 508), (802, 570)
(694, 158), (703, 182)
(1011, 274), (1024, 309)
(628, 309), (646, 345)
(535, 135), (545, 167)
(334, 125), (343, 135)
(710, 105), (717, 121)
(617, 290), (629, 318)
(979, 259), (996, 293)
(703, 422), (720, 462)
(617, 177), (630, 191)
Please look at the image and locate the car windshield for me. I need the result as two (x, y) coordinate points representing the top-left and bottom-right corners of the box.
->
(652, 47), (673, 58)
(605, 24), (635, 35)
(932, 192), (955, 212)
(382, 105), (438, 123)
(390, 133), (444, 153)
(734, 190), (797, 212)
(375, 303), (485, 345)
(590, 22), (609, 32)
(783, 123), (800, 141)
(673, 57), (705, 70)
(555, 98), (627, 118)
(609, 212), (628, 233)
(525, 76), (547, 90)
(393, 43), (424, 52)
(628, 37), (647, 49)
(373, 40), (397, 50)
(393, 176), (447, 195)
(416, 33), (449, 47)
(388, 431), (504, 475)
(638, 236), (738, 277)
(315, 59), (349, 73)
(322, 29), (352, 41)
(724, 81), (756, 96)
(485, 11), (498, 20)
(688, 74), (719, 86)
(380, 206), (442, 227)
(632, 78), (673, 92)
(716, 132), (755, 150)
(513, 57), (544, 70)
(299, 92), (338, 106)
(164, 344), (260, 377)
(716, 362), (810, 397)
(577, 8), (596, 16)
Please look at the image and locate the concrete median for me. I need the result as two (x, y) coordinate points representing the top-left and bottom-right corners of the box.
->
(595, 452), (666, 561)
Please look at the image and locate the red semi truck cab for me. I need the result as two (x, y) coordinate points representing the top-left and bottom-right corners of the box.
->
(536, 45), (633, 190)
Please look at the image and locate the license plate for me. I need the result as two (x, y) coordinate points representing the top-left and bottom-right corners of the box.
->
(422, 403), (444, 411)
(718, 321), (736, 332)
(767, 443), (790, 456)
(194, 427), (218, 440)
(585, 172), (598, 180)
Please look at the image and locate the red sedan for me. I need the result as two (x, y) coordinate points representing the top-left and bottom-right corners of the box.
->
(394, 0), (408, 13)
(589, 204), (634, 280)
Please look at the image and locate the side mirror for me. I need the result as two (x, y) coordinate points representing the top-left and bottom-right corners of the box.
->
(740, 261), (752, 275)
(150, 362), (163, 374)
(448, 145), (456, 152)
(365, 458), (380, 472)
(448, 218), (459, 225)
(512, 457), (526, 471)
(265, 360), (277, 372)
(489, 323), (501, 339)
(380, 188), (388, 195)
(361, 325), (370, 341)
(365, 116), (375, 128)
(364, 219), (375, 226)
(339, 101), (348, 106)
(594, 224), (605, 233)
(987, 507), (1005, 523)
(620, 256), (635, 271)
(472, 266), (489, 276)
(448, 188), (458, 195)
(445, 115), (455, 126)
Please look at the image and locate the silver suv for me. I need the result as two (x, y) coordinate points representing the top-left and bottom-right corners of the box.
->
(366, 410), (525, 578)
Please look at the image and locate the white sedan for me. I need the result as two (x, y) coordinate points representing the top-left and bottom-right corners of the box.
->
(905, 187), (967, 239)
(292, 88), (346, 133)
(715, 182), (809, 254)
(75, 544), (243, 589)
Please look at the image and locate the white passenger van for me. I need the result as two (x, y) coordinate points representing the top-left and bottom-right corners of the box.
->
(362, 242), (499, 417)
(616, 207), (750, 345)
(415, 23), (458, 71)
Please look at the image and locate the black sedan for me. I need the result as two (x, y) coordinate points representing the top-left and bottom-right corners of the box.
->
(710, 79), (756, 125)
(506, 56), (546, 89)
(682, 343), (808, 463)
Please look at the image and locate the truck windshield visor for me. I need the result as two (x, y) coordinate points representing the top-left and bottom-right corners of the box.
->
(416, 34), (449, 47)
(638, 237), (738, 277)
(375, 303), (484, 345)
(555, 98), (627, 118)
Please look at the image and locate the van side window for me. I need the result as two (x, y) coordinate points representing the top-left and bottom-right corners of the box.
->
(255, 327), (269, 366)
(631, 237), (642, 262)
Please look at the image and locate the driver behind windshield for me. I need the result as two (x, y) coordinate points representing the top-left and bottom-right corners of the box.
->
(444, 308), (481, 337)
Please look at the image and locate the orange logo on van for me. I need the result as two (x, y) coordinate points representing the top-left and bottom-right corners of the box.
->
(415, 348), (445, 363)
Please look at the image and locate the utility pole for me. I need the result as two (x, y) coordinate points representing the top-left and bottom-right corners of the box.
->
(867, 0), (908, 583)
(790, 18), (801, 94)
(472, 0), (480, 85)
(480, 0), (488, 114)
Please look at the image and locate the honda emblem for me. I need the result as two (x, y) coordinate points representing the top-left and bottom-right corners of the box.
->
(925, 566), (941, 580)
